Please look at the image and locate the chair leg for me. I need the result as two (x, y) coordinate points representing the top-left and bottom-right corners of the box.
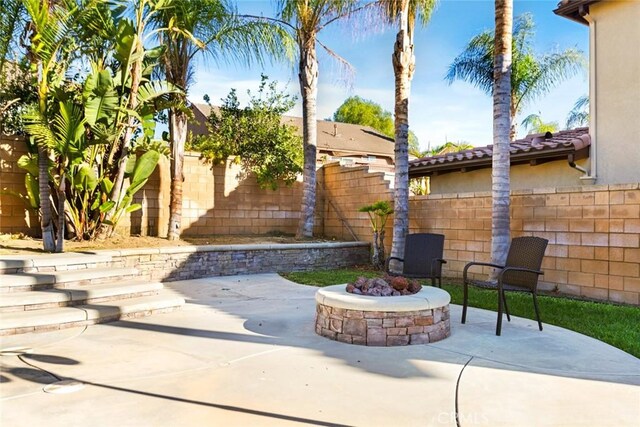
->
(462, 281), (468, 324)
(502, 291), (511, 322)
(532, 292), (543, 331)
(437, 276), (442, 288)
(496, 289), (503, 336)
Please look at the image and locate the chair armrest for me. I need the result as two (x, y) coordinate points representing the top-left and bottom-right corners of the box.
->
(463, 262), (505, 283)
(496, 267), (544, 290)
(499, 266), (544, 276)
(430, 258), (446, 277)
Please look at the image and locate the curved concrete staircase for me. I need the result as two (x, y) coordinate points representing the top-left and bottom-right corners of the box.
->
(0, 253), (184, 336)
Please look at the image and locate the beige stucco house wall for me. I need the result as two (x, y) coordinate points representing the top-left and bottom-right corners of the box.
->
(554, 0), (640, 184)
(576, 0), (640, 185)
(429, 157), (590, 194)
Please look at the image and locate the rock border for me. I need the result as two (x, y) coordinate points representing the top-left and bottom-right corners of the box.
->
(315, 285), (451, 346)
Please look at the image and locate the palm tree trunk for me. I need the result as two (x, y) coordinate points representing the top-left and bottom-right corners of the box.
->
(390, 0), (414, 265)
(38, 144), (56, 252)
(109, 124), (133, 212)
(167, 107), (187, 240)
(510, 96), (518, 140)
(296, 37), (318, 239)
(491, 0), (513, 271)
(55, 175), (65, 252)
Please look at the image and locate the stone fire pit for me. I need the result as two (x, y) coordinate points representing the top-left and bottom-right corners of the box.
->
(315, 284), (451, 346)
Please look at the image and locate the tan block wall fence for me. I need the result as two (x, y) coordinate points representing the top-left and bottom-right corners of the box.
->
(0, 136), (166, 236)
(0, 136), (35, 233)
(0, 137), (305, 237)
(1, 137), (639, 305)
(319, 164), (640, 306)
(408, 186), (640, 306)
(178, 154), (305, 236)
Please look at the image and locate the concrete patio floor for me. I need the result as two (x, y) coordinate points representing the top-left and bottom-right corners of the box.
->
(1, 273), (639, 426)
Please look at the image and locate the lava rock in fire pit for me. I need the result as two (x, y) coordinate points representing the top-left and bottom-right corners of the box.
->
(346, 275), (422, 296)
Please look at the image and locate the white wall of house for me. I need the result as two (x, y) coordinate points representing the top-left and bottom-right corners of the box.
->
(589, 1), (640, 185)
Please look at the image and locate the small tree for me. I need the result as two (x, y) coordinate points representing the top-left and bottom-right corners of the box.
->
(359, 200), (394, 270)
(333, 96), (395, 137)
(332, 95), (421, 156)
(192, 75), (303, 190)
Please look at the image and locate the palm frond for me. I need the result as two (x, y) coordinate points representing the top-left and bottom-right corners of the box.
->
(573, 94), (589, 110)
(512, 13), (535, 57)
(375, 0), (437, 26)
(136, 80), (182, 105)
(0, 0), (24, 76)
(448, 13), (586, 117)
(514, 47), (586, 112)
(23, 108), (56, 150)
(521, 112), (558, 134)
(445, 30), (494, 94)
(52, 101), (86, 157)
(566, 95), (589, 128)
(317, 38), (355, 86)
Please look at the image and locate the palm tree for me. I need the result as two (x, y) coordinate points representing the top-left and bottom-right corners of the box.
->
(376, 0), (436, 267)
(566, 95), (589, 128)
(446, 13), (584, 140)
(273, 0), (372, 238)
(0, 0), (23, 77)
(492, 0), (513, 271)
(22, 0), (82, 252)
(24, 102), (87, 252)
(521, 113), (558, 134)
(155, 0), (292, 241)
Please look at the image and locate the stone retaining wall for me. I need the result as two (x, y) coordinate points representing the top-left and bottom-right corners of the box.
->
(315, 304), (450, 346)
(115, 242), (370, 282)
(1, 242), (370, 282)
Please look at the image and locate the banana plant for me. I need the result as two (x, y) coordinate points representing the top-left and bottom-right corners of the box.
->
(100, 149), (162, 237)
(101, 0), (182, 235)
(23, 101), (87, 252)
(21, 0), (85, 251)
(17, 0), (184, 246)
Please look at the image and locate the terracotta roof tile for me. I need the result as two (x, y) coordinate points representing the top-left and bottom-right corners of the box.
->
(409, 128), (590, 177)
(554, 0), (600, 25)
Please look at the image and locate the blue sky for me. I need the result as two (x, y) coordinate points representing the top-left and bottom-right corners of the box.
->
(189, 0), (589, 151)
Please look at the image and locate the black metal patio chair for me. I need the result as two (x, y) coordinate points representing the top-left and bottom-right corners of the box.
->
(385, 233), (447, 287)
(461, 236), (549, 336)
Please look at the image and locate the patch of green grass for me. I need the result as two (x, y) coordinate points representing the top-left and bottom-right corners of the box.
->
(281, 269), (640, 358)
(282, 268), (380, 287)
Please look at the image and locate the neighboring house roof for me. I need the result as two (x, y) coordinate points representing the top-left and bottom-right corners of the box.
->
(280, 116), (395, 158)
(554, 0), (601, 25)
(409, 128), (591, 178)
(190, 103), (395, 160)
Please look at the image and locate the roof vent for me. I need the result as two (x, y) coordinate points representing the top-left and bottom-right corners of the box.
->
(333, 123), (338, 137)
(545, 131), (553, 139)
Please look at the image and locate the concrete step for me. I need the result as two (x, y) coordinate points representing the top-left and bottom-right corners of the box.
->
(0, 290), (185, 336)
(0, 281), (164, 312)
(0, 267), (140, 292)
(0, 253), (113, 273)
